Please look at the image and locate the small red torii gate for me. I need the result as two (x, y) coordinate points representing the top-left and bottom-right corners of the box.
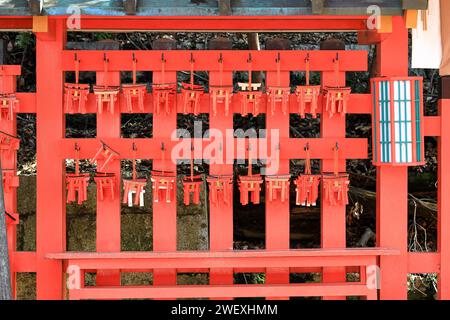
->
(0, 14), (448, 300)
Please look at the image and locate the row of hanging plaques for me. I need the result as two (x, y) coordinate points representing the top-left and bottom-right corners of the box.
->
(64, 55), (351, 118)
(66, 142), (349, 208)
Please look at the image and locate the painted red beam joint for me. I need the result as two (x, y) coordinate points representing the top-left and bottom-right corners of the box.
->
(407, 252), (440, 274)
(424, 116), (441, 137)
(15, 93), (36, 113)
(59, 137), (368, 161)
(12, 252), (36, 273)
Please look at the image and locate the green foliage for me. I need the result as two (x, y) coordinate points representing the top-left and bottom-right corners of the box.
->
(93, 33), (114, 41)
(14, 32), (34, 49)
(234, 273), (266, 285)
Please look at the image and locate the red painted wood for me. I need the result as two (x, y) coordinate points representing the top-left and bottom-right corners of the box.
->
(321, 69), (347, 300)
(0, 16), (369, 32)
(209, 67), (234, 298)
(14, 93), (36, 113)
(0, 66), (18, 297)
(0, 17), (32, 30)
(376, 16), (409, 300)
(5, 15), (441, 299)
(47, 248), (397, 260)
(152, 66), (178, 288)
(265, 66), (290, 299)
(59, 138), (367, 161)
(62, 50), (367, 73)
(69, 282), (373, 300)
(11, 252), (36, 273)
(35, 19), (66, 300)
(407, 252), (440, 274)
(438, 99), (450, 299)
(95, 68), (122, 287)
(424, 116), (441, 137)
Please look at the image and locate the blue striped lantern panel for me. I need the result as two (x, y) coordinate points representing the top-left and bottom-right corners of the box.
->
(371, 77), (425, 166)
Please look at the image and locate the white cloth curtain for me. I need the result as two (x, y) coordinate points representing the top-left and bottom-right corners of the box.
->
(412, 0), (442, 69)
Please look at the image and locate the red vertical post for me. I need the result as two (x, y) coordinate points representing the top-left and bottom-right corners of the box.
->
(376, 16), (409, 300)
(438, 95), (450, 299)
(152, 40), (177, 287)
(95, 55), (121, 286)
(35, 18), (66, 299)
(0, 64), (20, 298)
(321, 68), (347, 300)
(208, 50), (234, 295)
(265, 55), (290, 300)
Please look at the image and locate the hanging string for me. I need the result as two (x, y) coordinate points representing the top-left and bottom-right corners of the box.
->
(74, 143), (80, 176)
(276, 52), (281, 87)
(334, 54), (339, 88)
(304, 143), (311, 175)
(333, 143), (339, 176)
(75, 54), (80, 84)
(190, 53), (195, 90)
(161, 143), (166, 175)
(132, 143), (137, 180)
(248, 53), (252, 92)
(190, 144), (194, 181)
(132, 53), (137, 85)
(305, 54), (310, 86)
(103, 53), (109, 89)
(161, 53), (166, 85)
(247, 143), (252, 177)
(219, 53), (223, 87)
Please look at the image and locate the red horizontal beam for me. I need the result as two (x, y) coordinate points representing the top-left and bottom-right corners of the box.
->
(16, 93), (36, 113)
(407, 252), (440, 274)
(48, 248), (396, 260)
(82, 266), (362, 274)
(78, 16), (368, 32)
(65, 256), (373, 270)
(62, 50), (368, 72)
(46, 249), (394, 270)
(12, 251), (36, 273)
(70, 283), (374, 300)
(0, 65), (21, 76)
(0, 16), (371, 32)
(59, 137), (368, 161)
(0, 17), (32, 30)
(0, 16), (369, 32)
(424, 116), (441, 137)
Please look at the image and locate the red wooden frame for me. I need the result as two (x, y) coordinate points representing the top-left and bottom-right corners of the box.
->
(0, 15), (447, 300)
